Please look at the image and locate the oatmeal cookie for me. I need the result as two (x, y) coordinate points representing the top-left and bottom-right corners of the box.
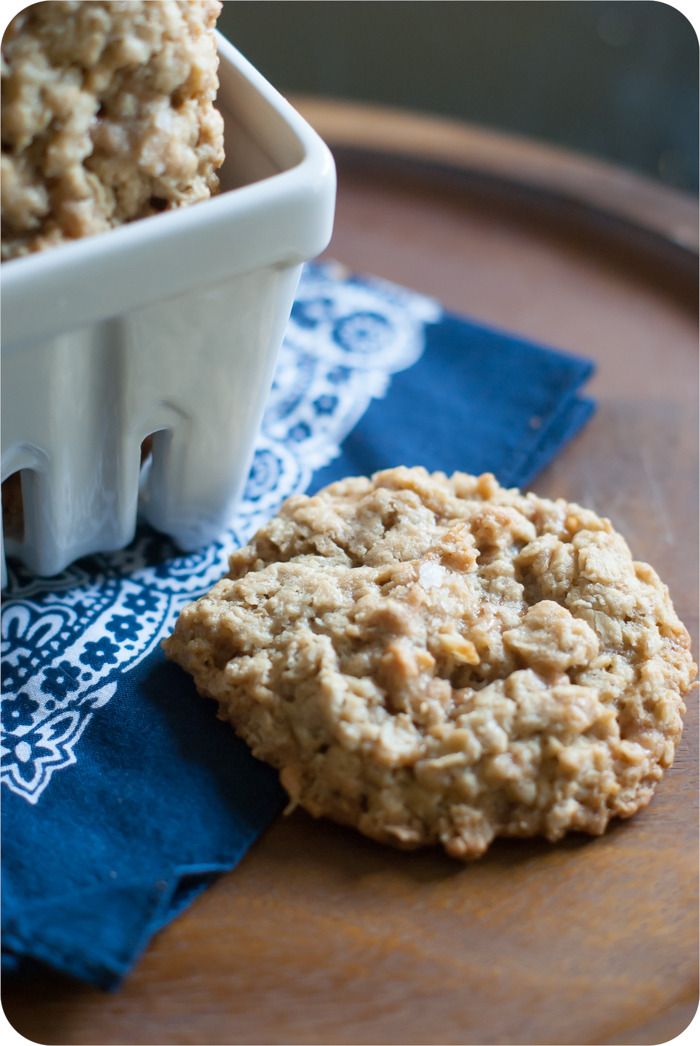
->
(1, 0), (224, 260)
(165, 467), (696, 860)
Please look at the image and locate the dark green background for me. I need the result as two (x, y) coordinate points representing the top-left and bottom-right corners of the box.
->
(220, 0), (698, 192)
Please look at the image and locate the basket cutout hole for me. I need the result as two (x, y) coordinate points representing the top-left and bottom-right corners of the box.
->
(140, 436), (154, 471)
(138, 430), (172, 492)
(2, 471), (28, 542)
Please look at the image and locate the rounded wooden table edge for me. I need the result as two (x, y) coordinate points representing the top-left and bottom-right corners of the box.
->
(290, 95), (699, 256)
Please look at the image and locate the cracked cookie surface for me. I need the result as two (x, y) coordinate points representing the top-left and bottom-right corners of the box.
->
(1, 0), (223, 260)
(165, 467), (696, 859)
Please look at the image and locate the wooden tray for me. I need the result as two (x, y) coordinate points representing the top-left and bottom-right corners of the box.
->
(3, 103), (697, 1046)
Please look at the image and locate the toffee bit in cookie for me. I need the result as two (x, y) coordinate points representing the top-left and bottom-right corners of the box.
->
(164, 466), (696, 861)
(1, 0), (224, 260)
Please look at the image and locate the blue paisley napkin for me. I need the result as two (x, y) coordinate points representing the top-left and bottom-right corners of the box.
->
(1, 262), (595, 989)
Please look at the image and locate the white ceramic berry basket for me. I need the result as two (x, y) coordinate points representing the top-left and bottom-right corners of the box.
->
(1, 33), (336, 584)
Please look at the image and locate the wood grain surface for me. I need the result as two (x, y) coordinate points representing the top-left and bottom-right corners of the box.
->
(3, 109), (698, 1046)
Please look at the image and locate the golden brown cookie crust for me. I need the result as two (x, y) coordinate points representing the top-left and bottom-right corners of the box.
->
(165, 467), (696, 860)
(1, 0), (223, 260)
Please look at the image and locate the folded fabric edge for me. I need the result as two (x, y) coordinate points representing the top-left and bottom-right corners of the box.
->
(1, 851), (266, 991)
(520, 396), (596, 489)
(331, 259), (593, 375)
(503, 395), (597, 491)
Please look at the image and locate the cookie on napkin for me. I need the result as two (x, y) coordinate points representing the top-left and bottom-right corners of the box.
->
(165, 466), (697, 860)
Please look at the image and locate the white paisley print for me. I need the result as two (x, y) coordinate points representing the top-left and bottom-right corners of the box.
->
(1, 263), (440, 804)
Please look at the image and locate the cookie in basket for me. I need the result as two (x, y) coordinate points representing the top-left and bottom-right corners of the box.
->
(164, 466), (696, 860)
(1, 0), (224, 259)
